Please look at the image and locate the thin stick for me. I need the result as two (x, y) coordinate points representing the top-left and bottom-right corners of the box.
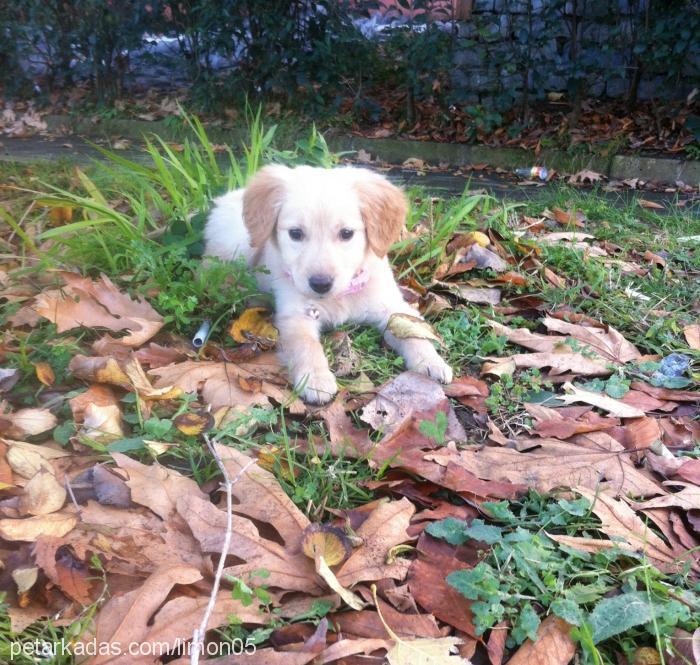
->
(191, 436), (256, 664)
(64, 478), (82, 516)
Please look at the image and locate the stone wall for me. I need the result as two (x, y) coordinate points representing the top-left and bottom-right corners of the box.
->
(446, 0), (700, 106)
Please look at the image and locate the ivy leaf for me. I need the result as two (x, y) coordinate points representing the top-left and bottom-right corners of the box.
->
(465, 519), (503, 544)
(557, 497), (590, 517)
(447, 562), (501, 601)
(551, 598), (585, 626)
(588, 591), (657, 644)
(426, 517), (503, 545)
(483, 500), (517, 523)
(425, 517), (471, 545)
(604, 374), (630, 399)
(512, 603), (541, 644)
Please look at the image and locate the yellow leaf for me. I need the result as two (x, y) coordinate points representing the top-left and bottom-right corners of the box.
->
(33, 362), (55, 387)
(465, 231), (490, 247)
(386, 313), (445, 348)
(173, 412), (213, 437)
(229, 308), (278, 348)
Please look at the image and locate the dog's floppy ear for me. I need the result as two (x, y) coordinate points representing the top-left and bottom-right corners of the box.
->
(243, 165), (289, 247)
(354, 169), (407, 258)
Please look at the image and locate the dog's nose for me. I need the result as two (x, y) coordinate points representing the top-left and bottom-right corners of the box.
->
(308, 274), (334, 294)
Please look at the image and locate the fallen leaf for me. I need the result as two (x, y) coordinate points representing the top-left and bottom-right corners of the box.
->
(0, 512), (77, 541)
(634, 483), (700, 511)
(336, 498), (415, 587)
(19, 469), (66, 515)
(543, 317), (641, 364)
(34, 272), (163, 347)
(573, 487), (689, 573)
(33, 362), (55, 386)
(69, 384), (121, 423)
(505, 615), (575, 665)
(559, 382), (644, 417)
(456, 432), (663, 498)
(386, 313), (445, 348)
(569, 169), (604, 185)
(173, 411), (213, 436)
(123, 355), (182, 401)
(113, 452), (207, 522)
(69, 355), (131, 387)
(149, 355), (292, 412)
(639, 199), (664, 210)
(0, 368), (20, 392)
(360, 372), (465, 441)
(81, 402), (124, 440)
(484, 352), (610, 376)
(463, 244), (508, 272)
(230, 307), (278, 349)
(683, 324), (700, 350)
(0, 407), (58, 438)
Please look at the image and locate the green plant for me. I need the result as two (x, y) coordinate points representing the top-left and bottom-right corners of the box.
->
(428, 492), (700, 662)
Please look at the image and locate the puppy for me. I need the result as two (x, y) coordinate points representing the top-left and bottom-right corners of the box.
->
(204, 165), (453, 404)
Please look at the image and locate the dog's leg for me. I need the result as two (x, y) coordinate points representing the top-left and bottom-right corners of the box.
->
(276, 314), (338, 404)
(375, 303), (453, 384)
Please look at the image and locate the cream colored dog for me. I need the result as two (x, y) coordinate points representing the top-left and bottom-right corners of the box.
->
(204, 165), (452, 404)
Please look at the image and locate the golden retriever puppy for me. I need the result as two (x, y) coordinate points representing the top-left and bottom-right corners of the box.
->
(204, 165), (453, 404)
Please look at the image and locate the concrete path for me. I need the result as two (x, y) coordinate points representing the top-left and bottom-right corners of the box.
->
(2, 134), (698, 214)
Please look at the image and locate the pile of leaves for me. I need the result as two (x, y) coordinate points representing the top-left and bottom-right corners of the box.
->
(1, 151), (700, 664)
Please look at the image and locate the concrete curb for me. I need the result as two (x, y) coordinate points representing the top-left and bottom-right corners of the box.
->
(43, 114), (700, 187)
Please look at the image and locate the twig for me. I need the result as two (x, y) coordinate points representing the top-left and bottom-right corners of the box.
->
(64, 478), (82, 516)
(191, 435), (256, 664)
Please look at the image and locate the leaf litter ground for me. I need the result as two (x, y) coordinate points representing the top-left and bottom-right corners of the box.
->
(0, 128), (699, 665)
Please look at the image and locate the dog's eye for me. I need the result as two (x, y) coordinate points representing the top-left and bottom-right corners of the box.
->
(339, 228), (354, 241)
(288, 228), (304, 241)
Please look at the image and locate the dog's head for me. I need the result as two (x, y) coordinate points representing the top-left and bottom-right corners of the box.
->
(243, 165), (407, 299)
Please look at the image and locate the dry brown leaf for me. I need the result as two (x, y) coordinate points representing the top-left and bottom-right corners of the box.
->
(33, 362), (55, 386)
(505, 615), (575, 665)
(90, 565), (206, 665)
(123, 355), (182, 401)
(543, 316), (641, 363)
(639, 199), (664, 210)
(148, 354), (291, 412)
(19, 469), (66, 515)
(524, 403), (619, 439)
(69, 384), (120, 423)
(81, 402), (124, 440)
(4, 439), (69, 478)
(177, 493), (322, 594)
(336, 498), (415, 587)
(485, 352), (610, 376)
(68, 355), (131, 388)
(34, 273), (163, 347)
(216, 444), (310, 550)
(0, 368), (20, 392)
(684, 324), (700, 350)
(360, 372), (466, 441)
(0, 407), (57, 439)
(456, 432), (663, 498)
(568, 169), (604, 185)
(634, 483), (700, 511)
(113, 452), (207, 522)
(0, 512), (77, 541)
(573, 487), (688, 573)
(320, 399), (375, 458)
(559, 382), (644, 417)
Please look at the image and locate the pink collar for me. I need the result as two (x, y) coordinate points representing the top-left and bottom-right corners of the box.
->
(340, 268), (370, 296)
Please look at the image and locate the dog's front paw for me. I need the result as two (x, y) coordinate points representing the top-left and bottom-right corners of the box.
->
(404, 346), (453, 384)
(297, 369), (338, 405)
